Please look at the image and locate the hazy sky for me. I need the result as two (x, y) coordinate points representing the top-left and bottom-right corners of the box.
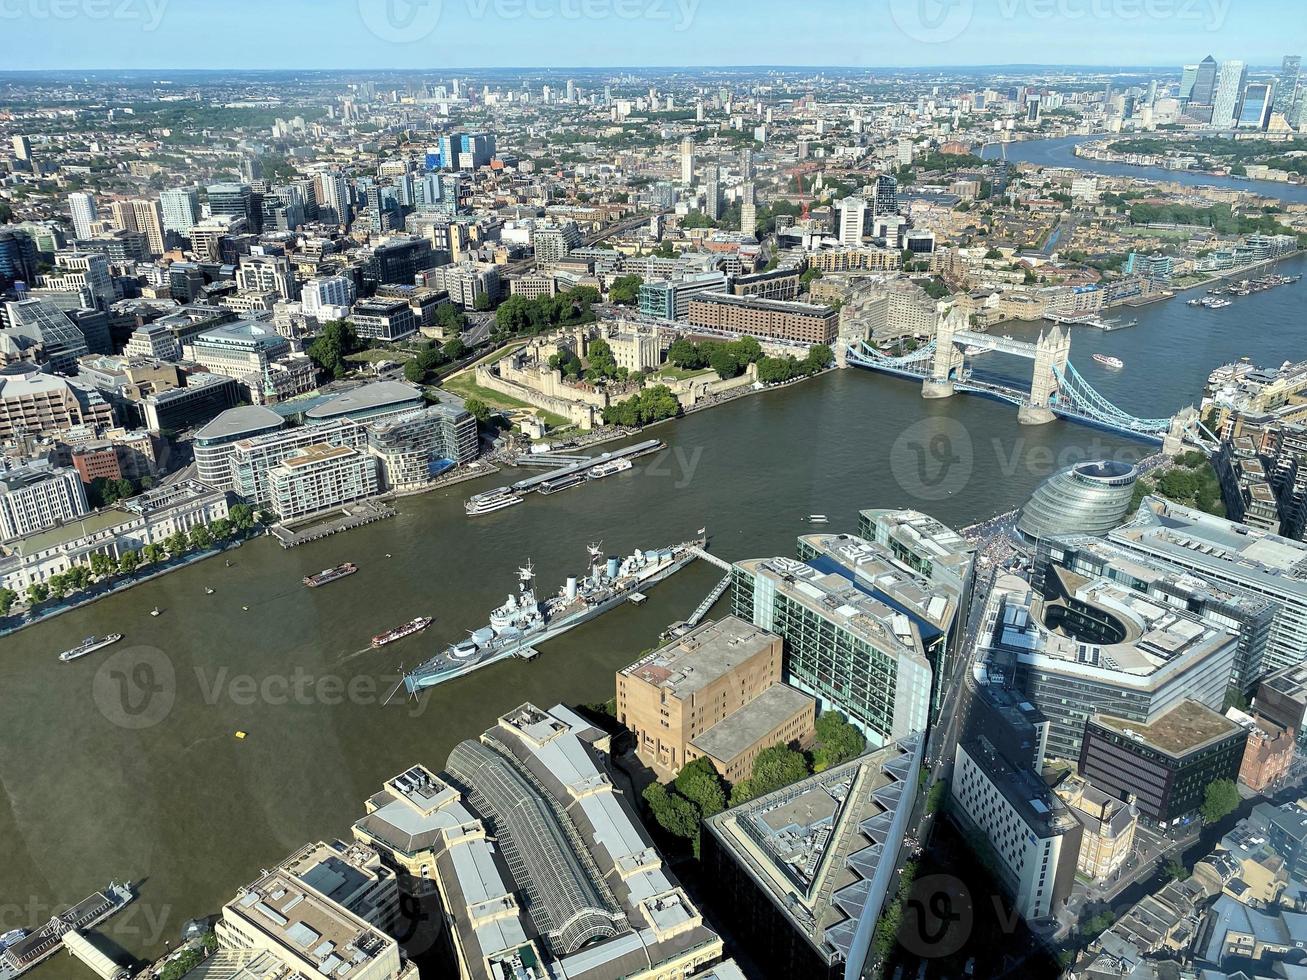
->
(2, 0), (1304, 71)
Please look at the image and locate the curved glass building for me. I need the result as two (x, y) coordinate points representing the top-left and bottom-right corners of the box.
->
(1017, 460), (1139, 543)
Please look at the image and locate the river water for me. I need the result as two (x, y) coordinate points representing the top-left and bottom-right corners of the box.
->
(6, 141), (1307, 978)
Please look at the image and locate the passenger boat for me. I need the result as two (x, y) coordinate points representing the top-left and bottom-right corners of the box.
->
(304, 562), (359, 588)
(588, 458), (634, 480)
(59, 633), (124, 663)
(372, 617), (434, 649)
(465, 487), (523, 516)
(1092, 354), (1124, 370)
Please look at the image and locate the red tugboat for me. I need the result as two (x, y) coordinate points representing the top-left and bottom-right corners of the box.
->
(372, 617), (433, 648)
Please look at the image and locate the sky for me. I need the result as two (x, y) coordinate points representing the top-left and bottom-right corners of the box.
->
(1, 0), (1305, 72)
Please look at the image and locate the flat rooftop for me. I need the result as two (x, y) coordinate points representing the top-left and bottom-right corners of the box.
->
(1092, 699), (1244, 758)
(693, 291), (836, 316)
(690, 684), (814, 764)
(280, 443), (358, 469)
(620, 616), (779, 698)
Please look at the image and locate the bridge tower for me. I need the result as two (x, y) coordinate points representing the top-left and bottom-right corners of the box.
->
(923, 306), (966, 399)
(1019, 325), (1070, 425)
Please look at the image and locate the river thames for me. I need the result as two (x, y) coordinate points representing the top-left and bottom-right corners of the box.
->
(5, 155), (1307, 980)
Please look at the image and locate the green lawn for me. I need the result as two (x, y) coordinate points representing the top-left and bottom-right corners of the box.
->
(654, 365), (715, 381)
(440, 373), (571, 429)
(345, 349), (414, 364)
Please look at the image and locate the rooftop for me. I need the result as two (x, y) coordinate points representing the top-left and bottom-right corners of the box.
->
(304, 381), (424, 422)
(619, 616), (779, 698)
(690, 684), (815, 765)
(278, 443), (358, 470)
(1091, 699), (1245, 758)
(194, 405), (286, 443)
(692, 291), (837, 316)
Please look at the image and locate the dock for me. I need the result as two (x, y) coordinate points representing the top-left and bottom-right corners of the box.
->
(466, 440), (665, 514)
(271, 500), (396, 549)
(0, 883), (133, 980)
(663, 572), (732, 639)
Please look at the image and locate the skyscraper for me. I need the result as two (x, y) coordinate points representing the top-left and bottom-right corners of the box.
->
(1212, 60), (1247, 128)
(67, 192), (97, 241)
(1275, 55), (1302, 116)
(740, 182), (756, 237)
(838, 196), (867, 246)
(1238, 83), (1275, 130)
(680, 137), (695, 185)
(315, 173), (350, 227)
(873, 173), (899, 216)
(11, 135), (31, 162)
(207, 183), (257, 232)
(703, 165), (722, 220)
(1190, 55), (1218, 105)
(1179, 64), (1199, 100)
(109, 199), (166, 255)
(160, 186), (201, 236)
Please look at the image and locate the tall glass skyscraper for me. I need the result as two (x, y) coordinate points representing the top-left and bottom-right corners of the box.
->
(1238, 83), (1274, 129)
(1274, 55), (1302, 115)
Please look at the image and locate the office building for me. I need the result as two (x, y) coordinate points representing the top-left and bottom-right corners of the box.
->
(354, 704), (724, 980)
(688, 293), (839, 345)
(304, 382), (425, 426)
(236, 254), (299, 301)
(349, 299), (418, 342)
(1079, 700), (1247, 825)
(532, 222), (583, 265)
(615, 616), (812, 781)
(139, 372), (241, 434)
(159, 186), (201, 236)
(0, 367), (113, 440)
(0, 230), (40, 288)
(188, 215), (245, 262)
(1238, 82), (1274, 129)
(872, 174), (898, 216)
(421, 262), (500, 310)
(637, 272), (727, 321)
(1212, 60), (1247, 128)
(193, 405), (287, 492)
(267, 443), (381, 520)
(1016, 460), (1139, 543)
(302, 275), (356, 318)
(1191, 55), (1219, 106)
(732, 544), (935, 746)
(48, 250), (114, 310)
(701, 736), (923, 980)
(123, 322), (182, 362)
(977, 570), (1238, 762)
(1254, 663), (1307, 747)
(0, 462), (89, 542)
(951, 735), (1082, 919)
(680, 137), (695, 184)
(1109, 498), (1307, 677)
(315, 173), (350, 227)
(3, 299), (91, 374)
(838, 196), (868, 247)
(364, 236), (435, 288)
(12, 135), (31, 162)
(1274, 55), (1302, 116)
(1053, 775), (1138, 883)
(215, 857), (414, 980)
(67, 192), (97, 241)
(1035, 533), (1275, 696)
(110, 199), (165, 255)
(207, 182), (258, 232)
(183, 320), (292, 380)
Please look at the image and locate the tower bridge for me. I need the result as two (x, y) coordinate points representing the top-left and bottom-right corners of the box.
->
(845, 308), (1217, 449)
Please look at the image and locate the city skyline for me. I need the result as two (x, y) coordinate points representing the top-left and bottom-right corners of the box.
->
(0, 0), (1304, 71)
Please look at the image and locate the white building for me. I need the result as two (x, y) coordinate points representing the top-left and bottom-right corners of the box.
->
(0, 462), (89, 542)
(67, 192), (97, 241)
(268, 444), (381, 520)
(838, 196), (868, 247)
(123, 323), (182, 361)
(302, 275), (356, 320)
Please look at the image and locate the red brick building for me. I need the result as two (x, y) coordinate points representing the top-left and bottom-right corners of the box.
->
(1239, 717), (1296, 792)
(71, 443), (122, 484)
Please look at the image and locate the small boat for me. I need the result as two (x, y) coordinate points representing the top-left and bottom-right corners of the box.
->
(204, 587), (214, 595)
(58, 633), (124, 663)
(385, 553), (392, 559)
(372, 617), (434, 649)
(964, 344), (990, 356)
(304, 562), (359, 588)
(150, 607), (161, 617)
(225, 560), (232, 567)
(1092, 354), (1124, 369)
(807, 514), (829, 523)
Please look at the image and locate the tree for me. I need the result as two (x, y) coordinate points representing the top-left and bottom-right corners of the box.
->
(813, 711), (866, 772)
(674, 758), (726, 819)
(209, 518), (233, 541)
(26, 582), (49, 606)
(473, 292), (492, 312)
(731, 743), (810, 806)
(1164, 857), (1187, 882)
(642, 781), (700, 840)
(609, 274), (643, 306)
(1201, 778), (1239, 824)
(436, 302), (466, 334)
(667, 338), (704, 369)
(708, 345), (744, 380)
(0, 588), (16, 616)
(585, 338), (619, 380)
(164, 532), (189, 558)
(403, 359), (426, 384)
(89, 552), (117, 580)
(189, 525), (214, 551)
(118, 551), (140, 576)
(463, 398), (492, 424)
(47, 574), (69, 600)
(141, 543), (165, 566)
(443, 337), (468, 361)
(228, 504), (255, 531)
(307, 320), (359, 379)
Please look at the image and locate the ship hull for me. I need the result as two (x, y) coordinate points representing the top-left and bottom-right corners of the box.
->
(405, 549), (698, 692)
